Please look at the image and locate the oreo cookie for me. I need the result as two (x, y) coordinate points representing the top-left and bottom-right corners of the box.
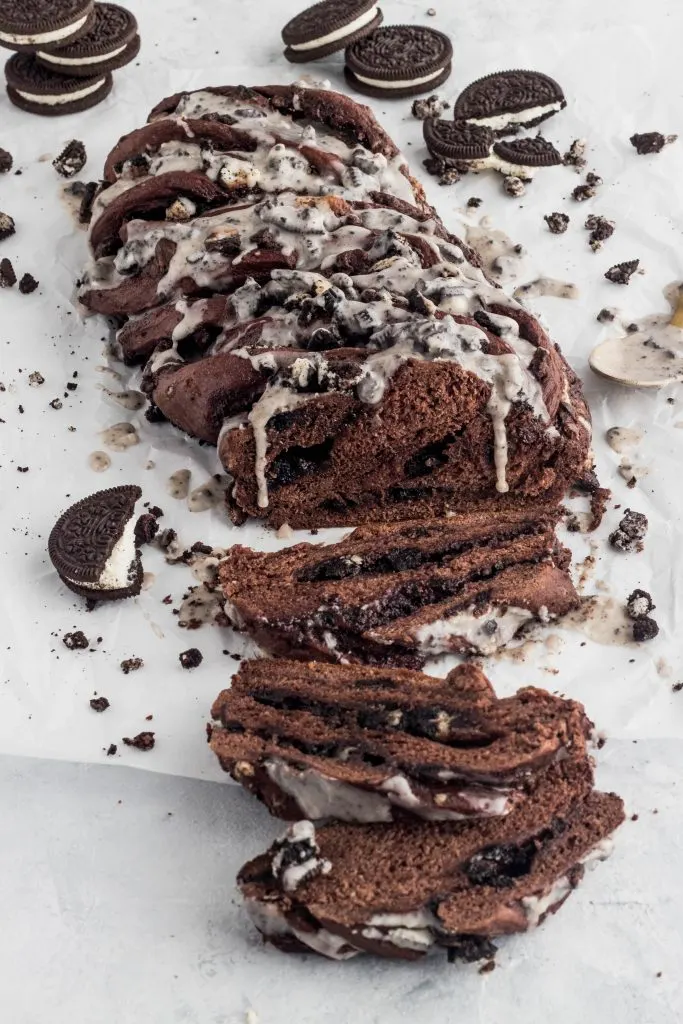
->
(345, 25), (452, 99)
(36, 3), (139, 78)
(423, 119), (494, 161)
(282, 0), (382, 63)
(452, 70), (566, 135)
(492, 137), (562, 167)
(0, 0), (94, 54)
(5, 53), (112, 116)
(48, 485), (144, 601)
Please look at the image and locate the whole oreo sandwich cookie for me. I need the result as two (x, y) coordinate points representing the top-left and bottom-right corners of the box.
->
(48, 485), (143, 601)
(36, 3), (139, 77)
(282, 0), (382, 63)
(5, 52), (112, 115)
(0, 0), (94, 53)
(453, 70), (566, 135)
(345, 25), (452, 98)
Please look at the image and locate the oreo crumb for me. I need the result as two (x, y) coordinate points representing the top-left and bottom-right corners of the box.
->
(632, 617), (659, 643)
(586, 172), (602, 187)
(28, 371), (44, 386)
(439, 167), (461, 186)
(605, 260), (639, 285)
(156, 527), (177, 551)
(18, 273), (38, 294)
(179, 647), (203, 669)
(50, 398), (63, 410)
(411, 95), (449, 120)
(66, 381), (77, 391)
(53, 140), (87, 178)
(0, 212), (15, 242)
(597, 307), (615, 323)
(585, 215), (614, 252)
(63, 630), (89, 650)
(479, 960), (496, 975)
(466, 197), (482, 208)
(609, 508), (648, 552)
(563, 139), (587, 171)
(120, 657), (144, 674)
(0, 148), (13, 173)
(544, 212), (569, 234)
(502, 175), (525, 197)
(626, 589), (655, 619)
(90, 696), (110, 712)
(134, 513), (159, 546)
(123, 731), (155, 751)
(0, 257), (16, 287)
(630, 132), (677, 155)
(572, 183), (597, 202)
(673, 682), (683, 693)
(106, 743), (117, 756)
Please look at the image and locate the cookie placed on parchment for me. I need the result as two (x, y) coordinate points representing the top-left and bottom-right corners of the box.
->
(452, 70), (566, 135)
(344, 25), (452, 98)
(282, 0), (382, 63)
(48, 485), (144, 601)
(36, 3), (140, 77)
(0, 0), (94, 53)
(5, 52), (112, 116)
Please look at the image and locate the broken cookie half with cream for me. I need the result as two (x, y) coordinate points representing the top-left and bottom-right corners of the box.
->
(48, 484), (143, 601)
(210, 659), (593, 824)
(238, 758), (624, 962)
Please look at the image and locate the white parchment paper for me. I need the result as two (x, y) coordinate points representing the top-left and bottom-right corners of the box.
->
(2, 0), (683, 1015)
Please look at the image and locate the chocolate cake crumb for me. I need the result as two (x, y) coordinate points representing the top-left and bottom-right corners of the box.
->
(630, 132), (677, 155)
(609, 509), (648, 552)
(134, 513), (159, 546)
(632, 617), (659, 643)
(90, 696), (110, 712)
(563, 139), (587, 170)
(18, 273), (38, 294)
(123, 731), (155, 751)
(63, 630), (89, 650)
(626, 588), (655, 619)
(544, 211), (569, 234)
(0, 148), (12, 174)
(120, 657), (144, 674)
(53, 140), (87, 179)
(605, 260), (639, 285)
(0, 212), (15, 242)
(411, 95), (449, 120)
(179, 647), (203, 669)
(467, 197), (482, 208)
(479, 960), (496, 974)
(79, 182), (98, 224)
(585, 215), (614, 252)
(502, 175), (525, 197)
(0, 257), (16, 287)
(106, 743), (117, 756)
(597, 308), (615, 323)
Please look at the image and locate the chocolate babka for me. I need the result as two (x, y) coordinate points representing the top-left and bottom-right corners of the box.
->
(210, 660), (593, 823)
(78, 83), (595, 528)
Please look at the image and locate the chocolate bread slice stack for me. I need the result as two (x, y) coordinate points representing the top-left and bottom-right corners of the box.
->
(210, 660), (592, 823)
(220, 508), (579, 667)
(237, 753), (623, 962)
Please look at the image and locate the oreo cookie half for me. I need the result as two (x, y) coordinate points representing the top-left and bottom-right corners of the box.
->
(424, 119), (494, 161)
(48, 485), (144, 601)
(282, 0), (382, 63)
(36, 3), (139, 78)
(5, 53), (112, 116)
(345, 25), (452, 98)
(493, 137), (562, 167)
(0, 0), (94, 54)
(453, 70), (566, 135)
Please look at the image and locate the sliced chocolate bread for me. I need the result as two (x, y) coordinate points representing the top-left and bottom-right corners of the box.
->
(220, 509), (579, 667)
(210, 660), (592, 823)
(238, 762), (624, 961)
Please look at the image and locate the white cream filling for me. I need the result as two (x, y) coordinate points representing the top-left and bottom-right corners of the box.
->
(65, 516), (137, 591)
(290, 6), (377, 50)
(467, 101), (563, 130)
(354, 67), (444, 90)
(0, 14), (89, 45)
(521, 837), (614, 927)
(245, 899), (359, 960)
(464, 154), (538, 180)
(37, 43), (128, 66)
(16, 78), (105, 106)
(413, 605), (535, 656)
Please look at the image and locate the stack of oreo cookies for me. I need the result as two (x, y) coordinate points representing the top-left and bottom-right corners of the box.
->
(1, 0), (139, 116)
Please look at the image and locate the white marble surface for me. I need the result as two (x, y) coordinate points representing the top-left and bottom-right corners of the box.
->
(2, 0), (683, 1017)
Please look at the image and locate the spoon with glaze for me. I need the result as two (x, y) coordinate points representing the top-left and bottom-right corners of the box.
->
(589, 286), (683, 388)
